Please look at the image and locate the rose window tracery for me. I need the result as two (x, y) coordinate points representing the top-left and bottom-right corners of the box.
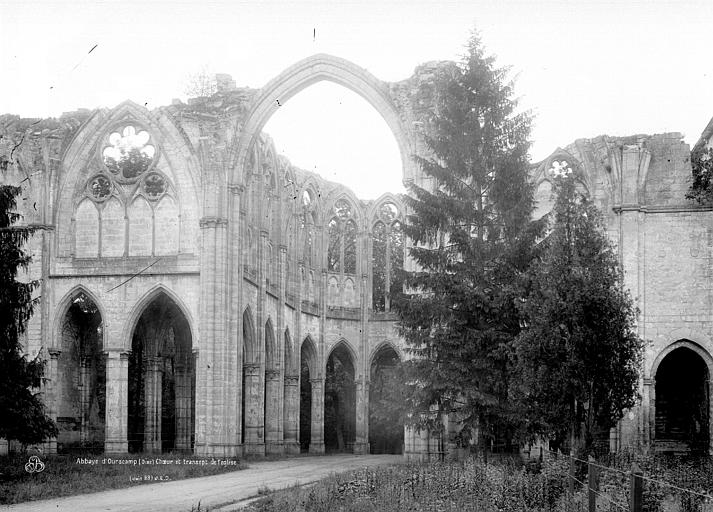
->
(102, 125), (156, 181)
(143, 173), (167, 199)
(88, 175), (112, 200)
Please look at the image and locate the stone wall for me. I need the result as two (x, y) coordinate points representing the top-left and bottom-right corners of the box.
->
(2, 53), (711, 458)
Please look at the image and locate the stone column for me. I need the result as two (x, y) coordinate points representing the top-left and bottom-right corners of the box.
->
(243, 363), (265, 455)
(283, 375), (300, 454)
(309, 377), (325, 453)
(45, 349), (61, 454)
(144, 357), (163, 453)
(104, 350), (129, 454)
(175, 363), (192, 451)
(354, 378), (370, 454)
(264, 369), (282, 454)
(79, 358), (91, 445)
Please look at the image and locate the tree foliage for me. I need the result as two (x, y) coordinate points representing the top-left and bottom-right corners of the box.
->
(0, 180), (57, 445)
(512, 172), (644, 452)
(686, 145), (713, 205)
(394, 32), (538, 444)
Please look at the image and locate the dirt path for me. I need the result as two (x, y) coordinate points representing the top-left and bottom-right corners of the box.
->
(3, 454), (402, 512)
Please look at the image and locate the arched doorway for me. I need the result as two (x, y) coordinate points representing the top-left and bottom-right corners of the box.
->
(299, 337), (317, 452)
(369, 344), (403, 454)
(655, 345), (710, 454)
(325, 342), (356, 453)
(56, 292), (105, 452)
(128, 292), (195, 453)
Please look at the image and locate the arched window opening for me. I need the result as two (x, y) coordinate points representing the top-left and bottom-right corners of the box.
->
(369, 345), (403, 454)
(372, 222), (387, 312)
(389, 221), (405, 308)
(372, 202), (404, 312)
(327, 219), (341, 272)
(655, 345), (710, 455)
(128, 293), (195, 453)
(300, 206), (317, 270)
(325, 343), (356, 453)
(56, 293), (104, 452)
(327, 199), (357, 275)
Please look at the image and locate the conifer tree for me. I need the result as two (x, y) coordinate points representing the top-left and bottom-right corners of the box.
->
(395, 32), (537, 445)
(0, 162), (57, 446)
(512, 169), (643, 453)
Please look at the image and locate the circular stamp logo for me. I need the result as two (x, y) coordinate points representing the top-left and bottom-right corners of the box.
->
(24, 455), (45, 474)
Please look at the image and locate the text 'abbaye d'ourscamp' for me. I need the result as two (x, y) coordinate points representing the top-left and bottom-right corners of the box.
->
(75, 457), (238, 466)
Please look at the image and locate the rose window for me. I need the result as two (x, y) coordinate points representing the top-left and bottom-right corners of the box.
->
(88, 175), (111, 200)
(548, 159), (572, 179)
(143, 174), (167, 199)
(103, 125), (156, 180)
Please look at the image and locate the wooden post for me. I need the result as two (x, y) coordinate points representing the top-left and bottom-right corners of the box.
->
(588, 456), (598, 512)
(630, 463), (643, 512)
(569, 452), (576, 495)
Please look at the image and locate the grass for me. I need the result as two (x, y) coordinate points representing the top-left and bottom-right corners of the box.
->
(244, 457), (572, 512)
(244, 453), (713, 512)
(0, 451), (246, 505)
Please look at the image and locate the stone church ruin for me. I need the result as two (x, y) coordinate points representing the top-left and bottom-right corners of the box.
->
(2, 54), (713, 458)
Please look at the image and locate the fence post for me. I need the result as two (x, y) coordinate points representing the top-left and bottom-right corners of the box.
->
(539, 446), (543, 463)
(569, 452), (576, 495)
(588, 456), (599, 512)
(630, 463), (643, 512)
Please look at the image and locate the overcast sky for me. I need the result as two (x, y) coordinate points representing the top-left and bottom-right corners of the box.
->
(2, 0), (713, 199)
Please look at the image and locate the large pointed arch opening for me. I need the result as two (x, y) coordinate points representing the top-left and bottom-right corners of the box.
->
(231, 54), (414, 192)
(369, 343), (404, 454)
(55, 290), (105, 452)
(127, 291), (195, 453)
(325, 340), (357, 453)
(299, 336), (318, 453)
(653, 340), (712, 455)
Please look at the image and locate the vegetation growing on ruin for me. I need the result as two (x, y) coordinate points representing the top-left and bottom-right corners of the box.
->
(686, 145), (713, 204)
(512, 172), (644, 452)
(394, 31), (539, 446)
(0, 164), (57, 446)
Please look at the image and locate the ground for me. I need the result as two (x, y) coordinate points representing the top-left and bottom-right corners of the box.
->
(2, 454), (401, 512)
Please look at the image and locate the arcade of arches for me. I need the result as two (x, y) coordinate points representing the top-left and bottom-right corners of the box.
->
(4, 54), (713, 457)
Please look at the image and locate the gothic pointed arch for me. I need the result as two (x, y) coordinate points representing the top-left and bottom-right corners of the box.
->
(57, 100), (200, 258)
(327, 338), (359, 370)
(230, 54), (415, 189)
(122, 284), (196, 352)
(242, 306), (258, 364)
(300, 335), (319, 377)
(367, 192), (405, 225)
(53, 285), (107, 350)
(264, 318), (277, 370)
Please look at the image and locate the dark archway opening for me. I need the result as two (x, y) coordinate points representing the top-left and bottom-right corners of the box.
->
(369, 345), (403, 454)
(299, 341), (312, 452)
(655, 346), (710, 454)
(325, 344), (356, 453)
(57, 293), (105, 453)
(128, 293), (195, 453)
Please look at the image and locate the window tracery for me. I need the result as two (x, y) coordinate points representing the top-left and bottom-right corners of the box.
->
(327, 199), (357, 274)
(372, 201), (404, 312)
(73, 123), (180, 259)
(102, 125), (156, 181)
